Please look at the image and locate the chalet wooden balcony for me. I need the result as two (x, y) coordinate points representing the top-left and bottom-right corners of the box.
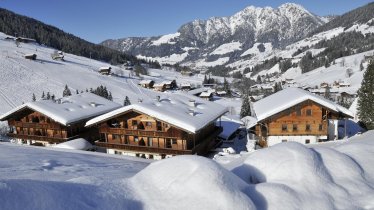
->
(13, 121), (62, 129)
(99, 127), (185, 139)
(94, 141), (193, 155)
(7, 133), (78, 144)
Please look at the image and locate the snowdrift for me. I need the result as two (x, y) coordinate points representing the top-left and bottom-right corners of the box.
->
(130, 155), (256, 210)
(233, 136), (374, 209)
(0, 132), (373, 210)
(52, 138), (93, 150)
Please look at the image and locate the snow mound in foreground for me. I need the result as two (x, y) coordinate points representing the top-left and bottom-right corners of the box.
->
(130, 155), (256, 210)
(52, 138), (93, 150)
(233, 140), (374, 210)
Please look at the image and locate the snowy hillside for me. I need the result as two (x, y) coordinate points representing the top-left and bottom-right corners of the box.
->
(0, 32), (213, 115)
(0, 130), (373, 209)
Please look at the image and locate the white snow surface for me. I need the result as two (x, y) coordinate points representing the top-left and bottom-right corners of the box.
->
(253, 88), (353, 121)
(1, 130), (374, 209)
(52, 138), (93, 150)
(151, 32), (180, 46)
(0, 93), (122, 126)
(86, 92), (228, 133)
(210, 41), (242, 55)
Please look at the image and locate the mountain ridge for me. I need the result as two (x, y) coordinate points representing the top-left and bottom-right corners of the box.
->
(101, 3), (326, 66)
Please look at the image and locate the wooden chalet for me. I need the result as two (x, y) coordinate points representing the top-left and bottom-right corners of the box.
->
(99, 67), (112, 75)
(180, 83), (191, 90)
(199, 91), (214, 101)
(0, 93), (121, 146)
(139, 80), (155, 88)
(251, 88), (353, 147)
(153, 83), (166, 92)
(86, 93), (228, 159)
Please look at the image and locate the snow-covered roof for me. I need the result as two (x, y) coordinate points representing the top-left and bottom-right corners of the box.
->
(253, 88), (353, 122)
(153, 83), (166, 88)
(139, 80), (154, 85)
(0, 93), (121, 126)
(199, 91), (213, 97)
(187, 87), (211, 95)
(217, 119), (241, 140)
(162, 81), (173, 85)
(99, 67), (111, 70)
(86, 92), (228, 133)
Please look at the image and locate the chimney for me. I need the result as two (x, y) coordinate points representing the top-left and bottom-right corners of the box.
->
(138, 98), (143, 103)
(188, 99), (196, 107)
(188, 109), (195, 116)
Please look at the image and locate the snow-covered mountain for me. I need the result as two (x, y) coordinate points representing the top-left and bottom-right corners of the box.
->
(101, 3), (326, 66)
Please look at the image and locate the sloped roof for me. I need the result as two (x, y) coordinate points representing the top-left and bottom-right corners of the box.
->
(253, 88), (353, 122)
(0, 93), (121, 126)
(86, 92), (228, 133)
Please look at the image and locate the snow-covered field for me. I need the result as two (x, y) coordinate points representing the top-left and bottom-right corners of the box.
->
(0, 131), (373, 209)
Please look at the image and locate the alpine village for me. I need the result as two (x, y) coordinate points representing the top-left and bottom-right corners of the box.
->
(0, 1), (374, 210)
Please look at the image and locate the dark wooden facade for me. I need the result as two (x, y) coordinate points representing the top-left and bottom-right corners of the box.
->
(255, 100), (347, 146)
(6, 108), (98, 145)
(94, 110), (222, 158)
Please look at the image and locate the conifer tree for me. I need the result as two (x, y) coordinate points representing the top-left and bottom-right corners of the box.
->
(63, 84), (72, 97)
(124, 96), (131, 106)
(46, 92), (51, 100)
(324, 86), (331, 100)
(76, 89), (79, 94)
(357, 60), (374, 129)
(41, 91), (45, 99)
(223, 77), (231, 96)
(240, 94), (251, 118)
(32, 93), (36, 102)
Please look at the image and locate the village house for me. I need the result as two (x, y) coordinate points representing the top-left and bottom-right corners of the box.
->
(0, 93), (121, 146)
(99, 67), (112, 75)
(250, 88), (353, 147)
(199, 91), (214, 101)
(181, 70), (194, 76)
(139, 80), (155, 89)
(153, 83), (166, 92)
(85, 93), (228, 159)
(180, 82), (191, 90)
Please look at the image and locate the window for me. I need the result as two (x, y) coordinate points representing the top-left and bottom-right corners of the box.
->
(305, 139), (310, 144)
(113, 134), (121, 140)
(282, 124), (288, 132)
(172, 139), (177, 144)
(296, 107), (302, 116)
(282, 139), (288, 142)
(124, 136), (129, 144)
(146, 122), (152, 127)
(148, 154), (154, 159)
(156, 121), (162, 131)
(134, 136), (139, 142)
(166, 139), (172, 148)
(132, 120), (137, 126)
(293, 124), (298, 131)
(306, 124), (311, 131)
(306, 109), (312, 116)
(114, 151), (122, 155)
(319, 124), (323, 131)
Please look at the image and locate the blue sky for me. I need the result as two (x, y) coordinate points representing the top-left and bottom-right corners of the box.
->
(0, 0), (372, 43)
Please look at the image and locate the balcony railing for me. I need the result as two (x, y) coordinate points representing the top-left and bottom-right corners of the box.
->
(94, 141), (193, 155)
(99, 127), (185, 139)
(13, 121), (62, 129)
(96, 126), (223, 156)
(7, 133), (78, 144)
